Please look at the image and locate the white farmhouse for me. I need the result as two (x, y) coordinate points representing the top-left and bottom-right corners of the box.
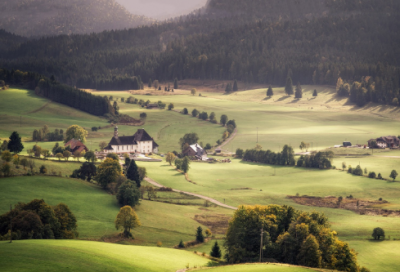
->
(104, 127), (159, 154)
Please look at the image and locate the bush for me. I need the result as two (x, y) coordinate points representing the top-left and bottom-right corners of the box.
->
(377, 173), (382, 179)
(352, 165), (363, 176)
(178, 240), (185, 248)
(39, 165), (47, 174)
(235, 148), (244, 158)
(372, 227), (385, 240)
(205, 143), (212, 150)
(182, 108), (188, 114)
(157, 241), (162, 247)
(91, 127), (98, 132)
(368, 172), (376, 178)
(116, 181), (141, 207)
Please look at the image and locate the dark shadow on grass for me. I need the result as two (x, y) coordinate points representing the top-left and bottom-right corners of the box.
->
(288, 99), (300, 103)
(325, 95), (347, 104)
(277, 96), (290, 102)
(263, 97), (272, 101)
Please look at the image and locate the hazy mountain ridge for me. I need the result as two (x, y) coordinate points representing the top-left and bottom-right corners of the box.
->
(0, 0), (153, 37)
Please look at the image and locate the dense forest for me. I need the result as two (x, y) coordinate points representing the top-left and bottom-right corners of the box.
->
(0, 0), (152, 37)
(0, 0), (399, 106)
(0, 69), (114, 116)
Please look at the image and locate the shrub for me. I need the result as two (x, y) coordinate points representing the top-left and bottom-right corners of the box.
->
(368, 172), (376, 178)
(347, 166), (352, 173)
(178, 240), (185, 248)
(39, 165), (47, 174)
(205, 143), (212, 150)
(91, 127), (98, 132)
(182, 108), (188, 115)
(377, 173), (382, 179)
(157, 241), (162, 247)
(352, 165), (363, 176)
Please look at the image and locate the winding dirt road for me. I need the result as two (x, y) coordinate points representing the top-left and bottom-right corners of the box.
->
(144, 177), (237, 210)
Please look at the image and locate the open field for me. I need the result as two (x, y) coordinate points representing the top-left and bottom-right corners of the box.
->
(93, 85), (400, 153)
(201, 264), (326, 272)
(0, 240), (209, 272)
(0, 176), (231, 246)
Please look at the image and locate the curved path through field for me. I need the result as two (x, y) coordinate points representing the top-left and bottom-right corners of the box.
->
(144, 177), (237, 210)
(216, 128), (238, 152)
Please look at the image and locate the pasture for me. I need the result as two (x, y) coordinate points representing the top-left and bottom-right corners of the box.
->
(0, 240), (209, 272)
(0, 176), (231, 246)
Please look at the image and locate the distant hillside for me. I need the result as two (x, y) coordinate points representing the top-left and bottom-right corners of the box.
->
(205, 0), (328, 20)
(0, 0), (153, 37)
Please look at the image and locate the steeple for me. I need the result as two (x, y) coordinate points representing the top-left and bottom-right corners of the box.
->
(114, 126), (118, 138)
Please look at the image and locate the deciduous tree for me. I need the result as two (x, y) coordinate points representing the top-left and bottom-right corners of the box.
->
(390, 170), (398, 182)
(372, 227), (385, 240)
(64, 125), (88, 144)
(115, 206), (141, 238)
(117, 181), (140, 207)
(220, 115), (228, 126)
(166, 152), (176, 166)
(96, 158), (122, 188)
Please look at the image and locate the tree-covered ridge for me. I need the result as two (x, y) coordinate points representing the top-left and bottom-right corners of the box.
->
(0, 0), (153, 37)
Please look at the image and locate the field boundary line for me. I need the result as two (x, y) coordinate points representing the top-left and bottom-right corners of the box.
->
(144, 177), (237, 210)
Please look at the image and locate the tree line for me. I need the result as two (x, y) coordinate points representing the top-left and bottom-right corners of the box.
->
(0, 68), (114, 116)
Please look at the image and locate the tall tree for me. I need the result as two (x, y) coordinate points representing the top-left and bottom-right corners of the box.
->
(95, 158), (122, 188)
(285, 77), (294, 96)
(313, 89), (318, 97)
(390, 170), (398, 182)
(210, 241), (222, 258)
(181, 156), (191, 173)
(116, 181), (140, 207)
(220, 115), (228, 126)
(115, 206), (141, 238)
(295, 82), (302, 99)
(127, 160), (141, 188)
(267, 86), (274, 97)
(174, 78), (179, 89)
(7, 131), (24, 154)
(233, 80), (238, 92)
(166, 152), (176, 166)
(196, 226), (204, 243)
(297, 234), (322, 268)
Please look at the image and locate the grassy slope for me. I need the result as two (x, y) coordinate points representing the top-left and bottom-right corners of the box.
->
(95, 85), (400, 153)
(0, 240), (209, 272)
(201, 264), (322, 272)
(0, 176), (231, 246)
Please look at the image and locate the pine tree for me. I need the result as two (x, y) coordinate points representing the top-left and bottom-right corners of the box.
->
(295, 82), (302, 99)
(148, 78), (152, 88)
(267, 86), (274, 97)
(127, 160), (141, 188)
(225, 83), (232, 93)
(8, 131), (24, 154)
(178, 240), (185, 248)
(174, 78), (178, 89)
(210, 241), (222, 258)
(196, 226), (204, 243)
(233, 80), (238, 92)
(285, 77), (293, 96)
(313, 89), (318, 97)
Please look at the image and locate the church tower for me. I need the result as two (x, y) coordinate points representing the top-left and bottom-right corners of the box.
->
(114, 126), (118, 138)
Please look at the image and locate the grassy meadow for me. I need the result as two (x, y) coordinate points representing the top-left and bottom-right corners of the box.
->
(0, 240), (209, 272)
(0, 176), (231, 246)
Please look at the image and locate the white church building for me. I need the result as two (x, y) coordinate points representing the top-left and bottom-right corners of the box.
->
(104, 127), (159, 154)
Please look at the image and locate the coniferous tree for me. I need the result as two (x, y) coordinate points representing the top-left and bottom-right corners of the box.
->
(295, 82), (302, 99)
(210, 241), (222, 258)
(8, 131), (24, 154)
(285, 77), (294, 96)
(196, 226), (204, 243)
(174, 78), (179, 89)
(126, 160), (141, 188)
(267, 86), (274, 97)
(313, 89), (318, 97)
(233, 80), (238, 92)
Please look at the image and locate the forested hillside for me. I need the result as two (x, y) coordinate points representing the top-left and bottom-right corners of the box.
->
(0, 0), (399, 106)
(0, 0), (152, 37)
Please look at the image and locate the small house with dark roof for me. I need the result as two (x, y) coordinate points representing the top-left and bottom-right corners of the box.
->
(368, 136), (399, 149)
(182, 143), (208, 160)
(65, 139), (89, 154)
(103, 127), (159, 154)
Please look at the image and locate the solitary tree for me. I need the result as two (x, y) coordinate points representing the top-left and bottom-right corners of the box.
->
(313, 89), (318, 97)
(191, 88), (197, 96)
(295, 82), (303, 99)
(99, 141), (108, 151)
(182, 108), (188, 115)
(115, 206), (141, 238)
(285, 77), (294, 96)
(64, 125), (88, 144)
(372, 227), (385, 240)
(196, 226), (204, 243)
(166, 152), (176, 166)
(210, 241), (222, 258)
(267, 86), (274, 97)
(220, 115), (228, 126)
(390, 170), (398, 182)
(233, 80), (238, 92)
(181, 156), (190, 173)
(174, 78), (179, 89)
(168, 103), (174, 110)
(127, 160), (141, 188)
(7, 131), (24, 154)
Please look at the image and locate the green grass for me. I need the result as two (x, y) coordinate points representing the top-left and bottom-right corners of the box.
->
(199, 263), (322, 272)
(0, 176), (231, 246)
(0, 240), (209, 272)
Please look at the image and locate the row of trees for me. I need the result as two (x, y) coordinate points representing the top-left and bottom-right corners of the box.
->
(242, 145), (296, 166)
(225, 205), (369, 271)
(32, 125), (64, 142)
